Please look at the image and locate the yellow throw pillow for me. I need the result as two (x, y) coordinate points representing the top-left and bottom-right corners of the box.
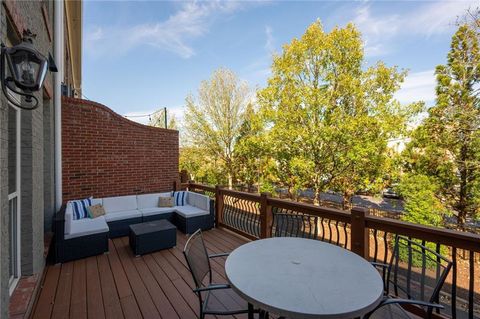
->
(159, 196), (174, 207)
(87, 204), (106, 218)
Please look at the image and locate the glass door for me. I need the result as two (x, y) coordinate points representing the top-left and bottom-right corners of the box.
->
(8, 100), (21, 294)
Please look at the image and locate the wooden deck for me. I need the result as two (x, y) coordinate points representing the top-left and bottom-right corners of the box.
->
(31, 228), (252, 319)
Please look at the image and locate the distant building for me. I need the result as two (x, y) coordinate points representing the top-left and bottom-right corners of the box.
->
(387, 136), (411, 153)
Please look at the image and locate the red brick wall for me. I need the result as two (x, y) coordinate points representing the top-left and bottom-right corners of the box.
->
(62, 97), (179, 202)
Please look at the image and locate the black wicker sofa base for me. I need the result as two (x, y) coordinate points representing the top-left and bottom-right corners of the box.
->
(54, 200), (215, 263)
(54, 207), (109, 263)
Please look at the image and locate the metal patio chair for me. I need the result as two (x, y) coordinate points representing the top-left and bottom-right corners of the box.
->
(183, 229), (263, 319)
(366, 236), (453, 319)
(272, 211), (319, 239)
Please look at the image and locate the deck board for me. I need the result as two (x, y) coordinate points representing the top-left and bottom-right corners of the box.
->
(69, 259), (87, 319)
(97, 253), (124, 319)
(51, 262), (73, 319)
(85, 256), (106, 319)
(32, 228), (251, 319)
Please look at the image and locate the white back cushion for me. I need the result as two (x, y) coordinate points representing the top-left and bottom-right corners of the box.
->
(102, 195), (138, 213)
(91, 198), (103, 206)
(137, 193), (161, 209)
(187, 192), (209, 211)
(65, 202), (74, 235)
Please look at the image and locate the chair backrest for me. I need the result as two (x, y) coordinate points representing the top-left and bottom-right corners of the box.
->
(386, 236), (452, 308)
(183, 229), (211, 289)
(272, 211), (318, 239)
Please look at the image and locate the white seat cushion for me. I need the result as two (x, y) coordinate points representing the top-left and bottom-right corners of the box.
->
(103, 195), (137, 213)
(140, 207), (175, 217)
(104, 209), (142, 222)
(175, 205), (209, 218)
(65, 216), (109, 239)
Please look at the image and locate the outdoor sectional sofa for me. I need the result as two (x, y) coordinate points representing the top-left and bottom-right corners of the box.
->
(54, 191), (214, 263)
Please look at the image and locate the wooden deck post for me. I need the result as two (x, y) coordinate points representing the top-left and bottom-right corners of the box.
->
(351, 207), (369, 259)
(215, 185), (224, 228)
(260, 192), (272, 239)
(173, 180), (179, 191)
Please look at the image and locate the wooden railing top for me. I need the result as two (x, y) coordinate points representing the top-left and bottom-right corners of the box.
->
(187, 182), (480, 252)
(218, 188), (262, 202)
(267, 197), (352, 223)
(365, 215), (480, 252)
(188, 183), (216, 192)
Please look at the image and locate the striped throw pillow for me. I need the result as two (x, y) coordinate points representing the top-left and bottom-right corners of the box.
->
(172, 191), (186, 206)
(71, 197), (92, 220)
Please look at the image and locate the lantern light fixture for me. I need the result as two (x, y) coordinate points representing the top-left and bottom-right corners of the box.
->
(1, 29), (57, 110)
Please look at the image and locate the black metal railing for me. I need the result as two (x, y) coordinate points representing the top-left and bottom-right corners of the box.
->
(184, 182), (480, 319)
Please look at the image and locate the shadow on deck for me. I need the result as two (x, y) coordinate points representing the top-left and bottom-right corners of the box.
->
(31, 228), (251, 319)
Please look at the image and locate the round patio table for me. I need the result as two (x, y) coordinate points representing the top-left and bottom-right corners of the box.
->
(225, 237), (384, 319)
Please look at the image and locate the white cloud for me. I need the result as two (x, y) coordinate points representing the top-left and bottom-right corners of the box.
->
(85, 1), (246, 59)
(406, 1), (475, 36)
(264, 25), (275, 53)
(351, 1), (478, 57)
(395, 69), (436, 104)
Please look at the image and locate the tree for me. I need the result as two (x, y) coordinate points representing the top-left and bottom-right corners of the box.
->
(233, 103), (268, 191)
(404, 24), (480, 227)
(258, 21), (417, 207)
(397, 174), (446, 227)
(184, 68), (251, 188)
(148, 108), (178, 130)
(179, 146), (227, 185)
(396, 174), (449, 267)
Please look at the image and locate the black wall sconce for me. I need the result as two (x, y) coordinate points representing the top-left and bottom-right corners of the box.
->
(1, 29), (57, 110)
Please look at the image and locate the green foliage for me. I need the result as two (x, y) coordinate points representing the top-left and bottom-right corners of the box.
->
(395, 174), (450, 268)
(402, 24), (480, 227)
(233, 103), (270, 189)
(257, 20), (418, 206)
(396, 238), (448, 269)
(397, 174), (448, 227)
(184, 68), (251, 188)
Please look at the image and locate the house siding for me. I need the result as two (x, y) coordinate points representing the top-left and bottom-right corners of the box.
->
(0, 1), (57, 317)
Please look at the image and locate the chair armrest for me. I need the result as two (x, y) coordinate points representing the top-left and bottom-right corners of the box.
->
(209, 253), (229, 259)
(380, 298), (444, 309)
(370, 262), (389, 270)
(365, 298), (444, 319)
(193, 284), (230, 293)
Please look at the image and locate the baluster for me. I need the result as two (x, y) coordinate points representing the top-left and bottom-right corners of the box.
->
(406, 238), (412, 299)
(327, 219), (333, 243)
(343, 223), (348, 249)
(468, 251), (474, 319)
(335, 220), (340, 246)
(320, 217), (325, 241)
(373, 229), (378, 263)
(451, 248), (457, 319)
(420, 240), (426, 301)
(215, 186), (223, 227)
(435, 243), (441, 314)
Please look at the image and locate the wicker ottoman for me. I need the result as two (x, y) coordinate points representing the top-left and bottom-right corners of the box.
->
(129, 220), (176, 255)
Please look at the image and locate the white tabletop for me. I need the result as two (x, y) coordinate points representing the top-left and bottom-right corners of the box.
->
(225, 237), (384, 319)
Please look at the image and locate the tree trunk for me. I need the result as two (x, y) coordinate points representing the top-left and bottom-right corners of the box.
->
(228, 173), (233, 189)
(342, 192), (352, 211)
(457, 145), (468, 229)
(314, 187), (320, 206)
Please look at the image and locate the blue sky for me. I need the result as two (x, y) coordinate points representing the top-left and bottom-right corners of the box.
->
(83, 0), (477, 125)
